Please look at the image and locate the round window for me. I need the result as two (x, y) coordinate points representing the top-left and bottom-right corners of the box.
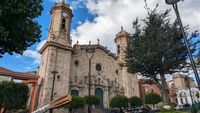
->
(96, 64), (102, 71)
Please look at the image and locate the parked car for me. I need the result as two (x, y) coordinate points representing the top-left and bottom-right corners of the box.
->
(108, 109), (119, 113)
(183, 104), (191, 111)
(176, 104), (191, 111)
(175, 105), (184, 110)
(131, 108), (152, 113)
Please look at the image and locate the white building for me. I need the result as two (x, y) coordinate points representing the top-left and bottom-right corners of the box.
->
(177, 88), (200, 105)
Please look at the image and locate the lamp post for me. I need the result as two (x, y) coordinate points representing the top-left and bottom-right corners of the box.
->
(184, 69), (196, 113)
(165, 0), (200, 90)
(86, 47), (95, 113)
(49, 71), (58, 113)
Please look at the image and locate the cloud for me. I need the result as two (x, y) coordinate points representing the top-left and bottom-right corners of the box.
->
(23, 40), (46, 65)
(36, 40), (47, 51)
(23, 50), (41, 65)
(72, 0), (86, 9)
(71, 0), (200, 53)
(48, 0), (62, 3)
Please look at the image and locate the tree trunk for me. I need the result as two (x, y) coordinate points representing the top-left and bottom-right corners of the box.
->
(120, 108), (123, 113)
(160, 73), (170, 106)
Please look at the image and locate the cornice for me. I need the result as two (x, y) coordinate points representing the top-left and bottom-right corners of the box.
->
(39, 41), (73, 54)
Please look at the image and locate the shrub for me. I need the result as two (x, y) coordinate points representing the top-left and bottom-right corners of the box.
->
(129, 96), (142, 108)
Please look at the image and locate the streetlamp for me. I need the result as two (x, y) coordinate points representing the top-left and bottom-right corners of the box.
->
(165, 0), (200, 90)
(184, 74), (196, 113)
(86, 46), (95, 113)
(50, 70), (58, 113)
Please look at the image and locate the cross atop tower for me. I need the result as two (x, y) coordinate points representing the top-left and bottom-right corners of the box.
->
(97, 38), (100, 45)
(121, 26), (124, 31)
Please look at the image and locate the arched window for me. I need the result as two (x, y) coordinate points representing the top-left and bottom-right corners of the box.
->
(62, 18), (66, 29)
(71, 90), (79, 96)
(117, 45), (120, 53)
(75, 60), (79, 67)
(116, 70), (118, 75)
(180, 98), (183, 104)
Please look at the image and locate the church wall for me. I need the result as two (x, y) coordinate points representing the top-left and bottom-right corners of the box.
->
(52, 10), (62, 32)
(70, 47), (122, 108)
(68, 46), (140, 108)
(38, 46), (72, 112)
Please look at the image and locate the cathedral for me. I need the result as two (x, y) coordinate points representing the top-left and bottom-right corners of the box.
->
(38, 1), (139, 112)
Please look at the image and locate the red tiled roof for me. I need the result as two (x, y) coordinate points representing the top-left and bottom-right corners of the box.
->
(0, 67), (39, 80)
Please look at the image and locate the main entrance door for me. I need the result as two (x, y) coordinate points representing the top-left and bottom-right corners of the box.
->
(95, 88), (104, 109)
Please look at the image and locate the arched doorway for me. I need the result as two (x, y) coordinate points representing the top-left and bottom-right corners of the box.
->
(95, 88), (103, 109)
(71, 90), (79, 96)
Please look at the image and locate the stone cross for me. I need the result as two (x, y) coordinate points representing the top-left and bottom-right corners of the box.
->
(121, 26), (124, 31)
(97, 38), (100, 45)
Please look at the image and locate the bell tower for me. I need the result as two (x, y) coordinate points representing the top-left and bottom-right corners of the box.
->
(115, 26), (130, 64)
(48, 0), (73, 46)
(38, 1), (73, 112)
(115, 27), (139, 98)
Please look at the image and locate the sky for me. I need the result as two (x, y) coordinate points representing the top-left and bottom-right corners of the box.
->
(0, 0), (200, 76)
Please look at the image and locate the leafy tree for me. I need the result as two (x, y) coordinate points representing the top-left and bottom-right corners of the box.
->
(195, 93), (200, 98)
(84, 95), (100, 106)
(0, 0), (43, 57)
(129, 96), (142, 108)
(110, 95), (128, 112)
(0, 81), (29, 111)
(145, 93), (162, 108)
(126, 5), (199, 105)
(65, 96), (85, 113)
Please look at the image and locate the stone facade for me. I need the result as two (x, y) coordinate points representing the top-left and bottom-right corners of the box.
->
(38, 1), (139, 111)
(172, 74), (196, 90)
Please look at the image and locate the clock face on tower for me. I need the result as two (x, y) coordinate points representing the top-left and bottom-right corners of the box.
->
(63, 12), (68, 18)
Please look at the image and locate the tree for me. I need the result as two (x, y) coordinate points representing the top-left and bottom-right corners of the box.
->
(195, 93), (200, 98)
(0, 81), (29, 111)
(110, 95), (128, 113)
(126, 5), (199, 105)
(84, 95), (100, 106)
(65, 96), (85, 113)
(129, 96), (142, 108)
(0, 0), (43, 57)
(145, 93), (162, 108)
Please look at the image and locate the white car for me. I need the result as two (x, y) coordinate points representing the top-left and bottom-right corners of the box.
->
(175, 105), (184, 110)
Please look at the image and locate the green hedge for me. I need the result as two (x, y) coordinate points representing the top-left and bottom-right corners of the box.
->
(158, 111), (188, 113)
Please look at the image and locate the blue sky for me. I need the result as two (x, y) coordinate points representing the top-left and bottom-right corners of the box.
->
(0, 0), (94, 72)
(0, 0), (199, 73)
